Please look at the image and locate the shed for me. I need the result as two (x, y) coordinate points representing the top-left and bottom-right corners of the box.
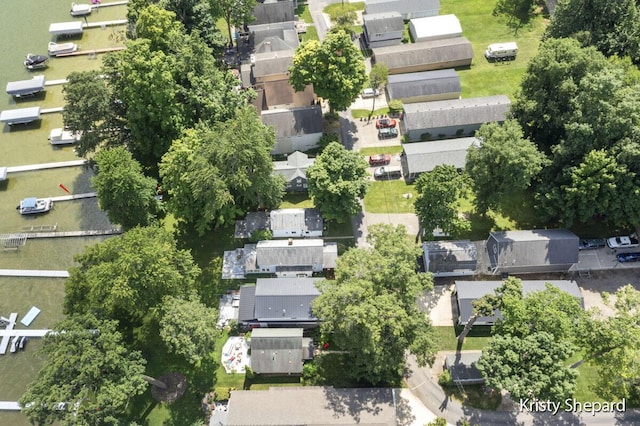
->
(372, 37), (474, 75)
(362, 12), (404, 49)
(444, 352), (484, 384)
(422, 240), (477, 277)
(6, 75), (46, 97)
(455, 280), (584, 325)
(261, 106), (323, 155)
(49, 21), (83, 37)
(486, 229), (579, 274)
(365, 0), (440, 20)
(249, 328), (313, 375)
(0, 107), (42, 125)
(272, 151), (316, 191)
(270, 208), (323, 238)
(410, 14), (462, 43)
(387, 69), (461, 104)
(401, 95), (510, 141)
(401, 138), (479, 181)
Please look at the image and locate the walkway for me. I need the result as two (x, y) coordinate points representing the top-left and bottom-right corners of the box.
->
(0, 402), (20, 411)
(56, 46), (126, 57)
(51, 192), (96, 201)
(0, 330), (51, 337)
(0, 269), (69, 278)
(25, 228), (121, 239)
(82, 19), (128, 29)
(0, 313), (17, 354)
(41, 107), (64, 114)
(6, 159), (87, 173)
(44, 79), (68, 86)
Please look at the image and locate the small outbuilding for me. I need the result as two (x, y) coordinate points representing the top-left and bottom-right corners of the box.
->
(455, 280), (584, 325)
(486, 229), (579, 274)
(409, 14), (462, 43)
(401, 95), (510, 141)
(261, 106), (324, 155)
(365, 0), (440, 20)
(249, 328), (314, 375)
(270, 208), (323, 238)
(372, 37), (474, 75)
(445, 352), (484, 385)
(387, 69), (461, 104)
(362, 12), (404, 49)
(401, 137), (479, 181)
(272, 151), (316, 191)
(422, 240), (478, 277)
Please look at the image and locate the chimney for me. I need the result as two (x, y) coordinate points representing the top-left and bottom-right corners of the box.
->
(288, 238), (293, 245)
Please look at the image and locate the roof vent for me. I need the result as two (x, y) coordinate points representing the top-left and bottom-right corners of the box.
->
(288, 238), (293, 245)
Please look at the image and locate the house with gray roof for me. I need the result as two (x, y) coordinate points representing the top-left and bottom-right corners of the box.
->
(234, 211), (270, 239)
(362, 12), (404, 49)
(410, 14), (462, 43)
(372, 37), (474, 75)
(270, 208), (323, 238)
(486, 229), (580, 274)
(249, 328), (314, 375)
(222, 238), (337, 278)
(400, 137), (479, 181)
(225, 386), (397, 425)
(387, 69), (461, 104)
(365, 0), (440, 20)
(253, 0), (296, 25)
(237, 278), (322, 329)
(455, 280), (584, 325)
(445, 352), (484, 384)
(262, 106), (324, 154)
(422, 240), (478, 277)
(249, 21), (299, 53)
(402, 95), (510, 141)
(273, 151), (316, 191)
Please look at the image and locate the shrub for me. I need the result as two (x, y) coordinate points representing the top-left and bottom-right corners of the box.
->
(438, 370), (452, 387)
(318, 133), (340, 152)
(335, 11), (356, 26)
(388, 99), (403, 112)
(213, 387), (231, 401)
(420, 133), (432, 141)
(249, 228), (272, 242)
(302, 362), (321, 385)
(245, 365), (256, 380)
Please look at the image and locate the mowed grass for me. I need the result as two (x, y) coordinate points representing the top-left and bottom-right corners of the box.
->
(432, 326), (492, 351)
(440, 0), (548, 99)
(363, 179), (417, 213)
(359, 145), (404, 156)
(324, 2), (365, 21)
(280, 193), (315, 209)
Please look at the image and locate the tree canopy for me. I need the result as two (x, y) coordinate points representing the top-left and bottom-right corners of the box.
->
(313, 224), (436, 386)
(20, 315), (147, 425)
(289, 28), (367, 112)
(306, 141), (369, 223)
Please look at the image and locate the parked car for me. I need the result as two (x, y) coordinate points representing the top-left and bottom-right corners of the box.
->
(361, 88), (380, 98)
(578, 238), (607, 250)
(617, 252), (640, 263)
(376, 118), (397, 129)
(368, 154), (391, 166)
(373, 166), (402, 179)
(606, 235), (639, 249)
(378, 127), (399, 139)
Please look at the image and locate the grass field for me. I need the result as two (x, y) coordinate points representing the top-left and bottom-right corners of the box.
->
(324, 2), (365, 21)
(359, 145), (404, 156)
(432, 326), (492, 351)
(363, 179), (418, 213)
(351, 107), (391, 118)
(280, 193), (314, 209)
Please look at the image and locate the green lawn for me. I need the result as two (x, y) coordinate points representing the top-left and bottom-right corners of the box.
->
(440, 0), (548, 99)
(300, 25), (319, 43)
(324, 2), (365, 21)
(351, 107), (390, 118)
(359, 145), (404, 156)
(280, 193), (315, 209)
(432, 326), (492, 351)
(363, 180), (417, 213)
(295, 1), (313, 23)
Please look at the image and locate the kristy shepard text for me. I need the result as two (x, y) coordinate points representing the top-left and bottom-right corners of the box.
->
(519, 398), (626, 416)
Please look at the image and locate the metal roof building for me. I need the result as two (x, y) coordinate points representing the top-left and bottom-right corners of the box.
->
(365, 0), (440, 20)
(401, 137), (479, 181)
(362, 12), (404, 49)
(422, 240), (478, 277)
(249, 328), (314, 375)
(269, 208), (323, 238)
(409, 14), (462, 43)
(387, 69), (461, 104)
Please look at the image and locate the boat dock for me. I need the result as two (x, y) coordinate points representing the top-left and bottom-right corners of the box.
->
(94, 0), (129, 7)
(82, 19), (128, 29)
(44, 79), (68, 86)
(6, 159), (87, 173)
(41, 107), (64, 114)
(0, 269), (69, 278)
(51, 192), (97, 202)
(0, 330), (50, 338)
(23, 228), (123, 239)
(0, 313), (17, 354)
(0, 402), (21, 411)
(56, 46), (126, 57)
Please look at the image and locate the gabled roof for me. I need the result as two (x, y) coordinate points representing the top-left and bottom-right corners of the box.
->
(253, 50), (295, 77)
(250, 328), (305, 374)
(403, 137), (479, 173)
(254, 278), (321, 320)
(250, 21), (299, 52)
(261, 106), (324, 137)
(410, 14), (462, 39)
(226, 386), (397, 425)
(238, 284), (257, 322)
(365, 0), (440, 16)
(455, 280), (583, 301)
(487, 229), (579, 268)
(387, 69), (461, 100)
(257, 239), (326, 267)
(403, 95), (510, 130)
(273, 151), (316, 181)
(363, 11), (404, 34)
(373, 37), (474, 70)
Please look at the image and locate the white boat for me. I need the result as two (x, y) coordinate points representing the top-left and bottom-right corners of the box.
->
(48, 42), (78, 56)
(49, 128), (81, 145)
(24, 54), (49, 70)
(18, 197), (54, 215)
(10, 336), (20, 353)
(70, 3), (92, 16)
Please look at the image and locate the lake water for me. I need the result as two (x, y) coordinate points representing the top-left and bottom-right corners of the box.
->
(0, 1), (128, 422)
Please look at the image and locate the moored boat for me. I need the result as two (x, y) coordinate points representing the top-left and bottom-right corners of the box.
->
(48, 41), (78, 56)
(70, 3), (92, 16)
(18, 197), (54, 215)
(49, 128), (81, 145)
(24, 53), (49, 70)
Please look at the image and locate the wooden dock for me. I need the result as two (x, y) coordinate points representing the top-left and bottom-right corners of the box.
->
(41, 107), (64, 114)
(51, 192), (97, 202)
(83, 19), (128, 29)
(0, 269), (69, 278)
(56, 46), (126, 57)
(25, 228), (123, 239)
(45, 79), (68, 86)
(6, 159), (87, 173)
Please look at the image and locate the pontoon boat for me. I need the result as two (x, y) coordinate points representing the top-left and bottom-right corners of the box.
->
(48, 41), (78, 56)
(70, 3), (92, 16)
(18, 197), (54, 215)
(49, 128), (81, 145)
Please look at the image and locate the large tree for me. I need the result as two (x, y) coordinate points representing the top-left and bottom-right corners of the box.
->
(313, 224), (436, 386)
(306, 141), (369, 223)
(64, 226), (200, 328)
(289, 28), (367, 113)
(214, 0), (256, 47)
(368, 63), (389, 116)
(92, 147), (162, 230)
(414, 165), (470, 239)
(493, 0), (536, 33)
(466, 120), (546, 215)
(19, 315), (147, 425)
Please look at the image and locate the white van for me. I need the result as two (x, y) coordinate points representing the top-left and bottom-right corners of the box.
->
(374, 166), (402, 179)
(362, 88), (380, 98)
(484, 42), (518, 60)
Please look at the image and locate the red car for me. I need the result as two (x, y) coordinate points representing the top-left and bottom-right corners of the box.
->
(368, 154), (391, 166)
(375, 118), (397, 129)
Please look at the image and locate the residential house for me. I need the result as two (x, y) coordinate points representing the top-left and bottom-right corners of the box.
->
(401, 95), (510, 141)
(249, 328), (314, 375)
(422, 240), (478, 277)
(372, 37), (474, 75)
(270, 208), (323, 238)
(225, 386), (397, 425)
(444, 352), (484, 385)
(409, 14), (462, 43)
(222, 238), (337, 278)
(362, 12), (404, 49)
(386, 69), (461, 104)
(486, 229), (579, 274)
(253, 0), (296, 25)
(454, 280), (584, 325)
(237, 277), (321, 329)
(272, 151), (316, 191)
(249, 21), (299, 53)
(261, 106), (324, 154)
(364, 0), (440, 20)
(400, 137), (480, 181)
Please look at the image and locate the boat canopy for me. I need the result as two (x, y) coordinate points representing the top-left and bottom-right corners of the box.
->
(49, 21), (83, 36)
(6, 76), (46, 97)
(22, 198), (38, 208)
(0, 167), (7, 182)
(0, 107), (42, 125)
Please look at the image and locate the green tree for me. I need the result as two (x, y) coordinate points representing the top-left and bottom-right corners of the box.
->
(64, 226), (200, 329)
(92, 147), (162, 230)
(368, 63), (389, 117)
(19, 315), (147, 425)
(493, 0), (536, 33)
(414, 165), (470, 239)
(214, 0), (256, 47)
(313, 224), (435, 386)
(289, 28), (367, 113)
(457, 294), (498, 343)
(466, 120), (545, 214)
(306, 141), (369, 223)
(477, 332), (578, 401)
(159, 296), (220, 365)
